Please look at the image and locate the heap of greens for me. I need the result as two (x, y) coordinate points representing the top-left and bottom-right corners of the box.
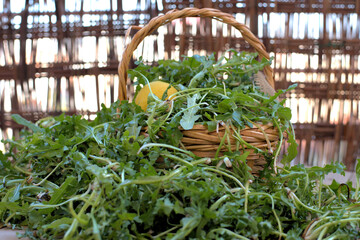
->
(129, 51), (297, 165)
(1, 51), (360, 239)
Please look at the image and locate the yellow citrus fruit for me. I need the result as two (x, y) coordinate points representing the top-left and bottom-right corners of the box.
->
(134, 81), (178, 111)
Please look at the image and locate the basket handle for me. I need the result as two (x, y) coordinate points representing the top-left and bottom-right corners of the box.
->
(118, 7), (275, 101)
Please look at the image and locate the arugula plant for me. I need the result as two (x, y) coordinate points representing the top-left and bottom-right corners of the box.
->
(0, 51), (359, 239)
(130, 50), (298, 168)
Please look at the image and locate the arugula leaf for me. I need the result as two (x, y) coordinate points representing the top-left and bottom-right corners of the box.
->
(276, 107), (292, 121)
(36, 176), (77, 215)
(12, 114), (44, 133)
(180, 93), (201, 130)
(263, 84), (297, 104)
(281, 133), (298, 165)
(0, 151), (12, 169)
(232, 109), (244, 128)
(0, 202), (29, 213)
(48, 176), (77, 205)
(8, 184), (21, 202)
(42, 217), (73, 230)
(154, 197), (174, 216)
(232, 91), (255, 103)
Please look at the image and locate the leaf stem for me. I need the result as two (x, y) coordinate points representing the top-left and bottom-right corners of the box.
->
(305, 218), (360, 240)
(356, 175), (360, 201)
(4, 212), (16, 225)
(244, 180), (250, 213)
(215, 127), (228, 159)
(230, 124), (265, 155)
(151, 226), (180, 239)
(209, 195), (229, 211)
(170, 87), (222, 100)
(160, 152), (193, 167)
(242, 115), (272, 153)
(287, 188), (323, 214)
(13, 165), (32, 175)
(318, 176), (323, 209)
(248, 192), (283, 237)
(132, 69), (162, 103)
(207, 228), (250, 240)
(318, 226), (328, 240)
(64, 181), (101, 240)
(204, 167), (245, 190)
(137, 143), (196, 158)
(272, 119), (284, 174)
(33, 160), (64, 186)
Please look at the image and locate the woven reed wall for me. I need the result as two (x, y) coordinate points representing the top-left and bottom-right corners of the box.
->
(0, 0), (159, 142)
(1, 0), (359, 169)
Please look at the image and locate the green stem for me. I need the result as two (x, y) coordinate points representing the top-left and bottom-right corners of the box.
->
(89, 155), (115, 165)
(306, 218), (360, 240)
(152, 226), (180, 239)
(89, 155), (120, 170)
(64, 182), (100, 240)
(33, 160), (64, 186)
(271, 231), (287, 238)
(230, 124), (265, 154)
(207, 228), (250, 240)
(215, 127), (229, 159)
(355, 176), (359, 201)
(3, 179), (26, 187)
(160, 152), (193, 167)
(272, 119), (284, 174)
(248, 192), (283, 237)
(324, 195), (336, 206)
(4, 212), (16, 225)
(132, 70), (162, 103)
(244, 180), (250, 213)
(118, 168), (184, 188)
(318, 177), (323, 209)
(137, 143), (196, 158)
(191, 158), (212, 166)
(171, 87), (223, 101)
(287, 189), (323, 214)
(13, 165), (32, 175)
(91, 214), (102, 240)
(204, 167), (245, 190)
(196, 218), (209, 238)
(304, 211), (331, 236)
(318, 226), (328, 240)
(68, 200), (89, 225)
(324, 233), (351, 240)
(210, 195), (230, 211)
(242, 115), (272, 152)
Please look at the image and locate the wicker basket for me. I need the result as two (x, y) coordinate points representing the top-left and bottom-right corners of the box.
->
(118, 8), (279, 174)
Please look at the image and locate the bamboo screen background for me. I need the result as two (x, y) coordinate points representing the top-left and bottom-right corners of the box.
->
(0, 0), (359, 169)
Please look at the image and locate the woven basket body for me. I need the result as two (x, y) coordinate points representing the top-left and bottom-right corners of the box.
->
(118, 8), (279, 174)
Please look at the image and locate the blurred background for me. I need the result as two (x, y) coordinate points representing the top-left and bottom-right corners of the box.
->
(0, 0), (359, 170)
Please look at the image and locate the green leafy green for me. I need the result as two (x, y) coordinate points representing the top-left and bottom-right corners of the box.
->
(0, 51), (359, 240)
(11, 114), (44, 133)
(180, 93), (201, 130)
